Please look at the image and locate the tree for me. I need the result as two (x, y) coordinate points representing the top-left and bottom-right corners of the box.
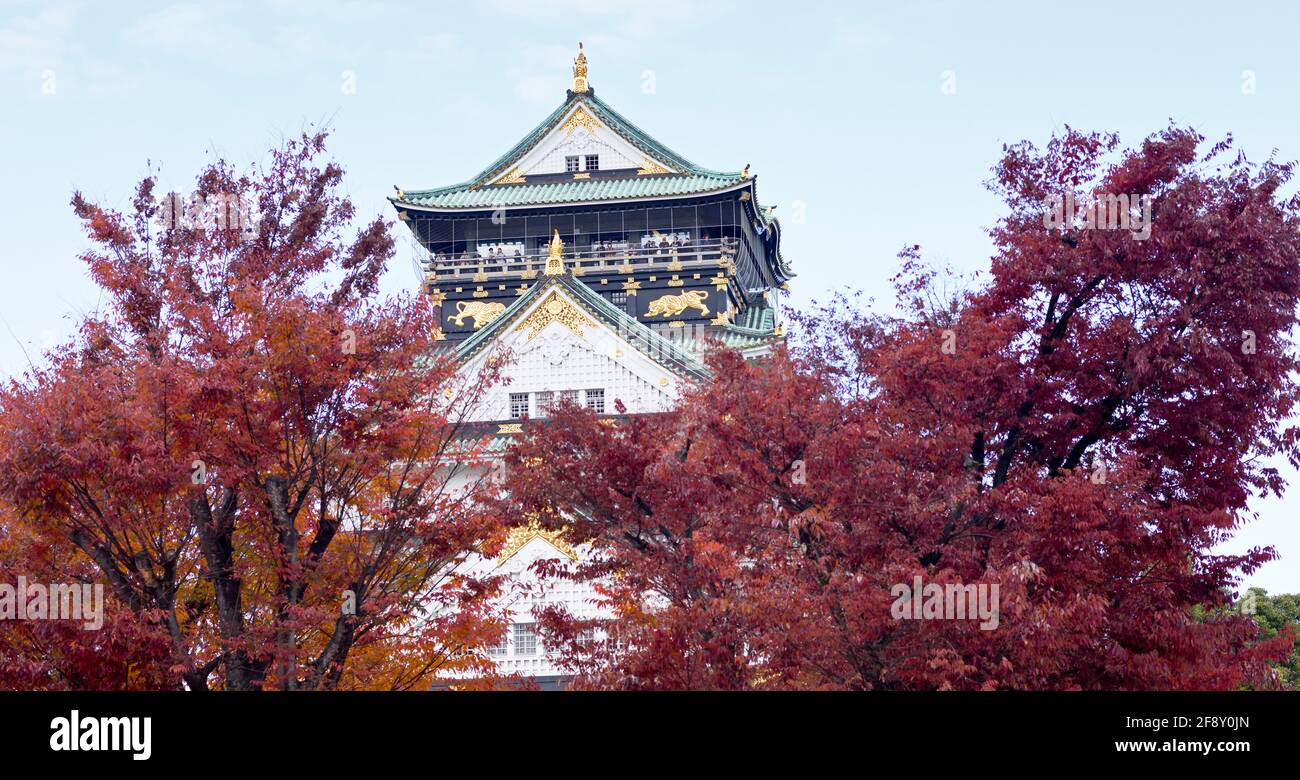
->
(502, 126), (1300, 689)
(0, 502), (175, 690)
(1236, 588), (1300, 689)
(0, 132), (506, 690)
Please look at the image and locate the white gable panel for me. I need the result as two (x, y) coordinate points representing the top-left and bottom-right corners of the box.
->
(510, 104), (675, 178)
(457, 286), (686, 422)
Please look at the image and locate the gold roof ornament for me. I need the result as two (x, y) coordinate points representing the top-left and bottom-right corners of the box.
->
(515, 290), (594, 340)
(544, 228), (566, 276)
(497, 519), (578, 564)
(637, 157), (671, 176)
(496, 166), (526, 185)
(572, 42), (589, 93)
(563, 104), (599, 135)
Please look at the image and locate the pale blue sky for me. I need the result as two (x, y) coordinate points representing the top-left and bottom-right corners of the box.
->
(2, 0), (1297, 593)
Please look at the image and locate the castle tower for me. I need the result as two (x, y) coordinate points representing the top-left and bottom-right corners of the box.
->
(391, 45), (791, 686)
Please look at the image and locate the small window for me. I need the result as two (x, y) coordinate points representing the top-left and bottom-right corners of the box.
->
(509, 392), (529, 419)
(611, 291), (628, 309)
(560, 389), (579, 405)
(565, 156), (580, 173)
(584, 388), (605, 414)
(488, 634), (508, 658)
(535, 391), (553, 417)
(606, 627), (626, 654)
(513, 623), (537, 656)
(584, 154), (599, 171)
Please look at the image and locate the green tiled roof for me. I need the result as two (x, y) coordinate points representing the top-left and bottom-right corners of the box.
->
(396, 172), (745, 210)
(392, 89), (747, 211)
(731, 305), (777, 333)
(392, 85), (791, 282)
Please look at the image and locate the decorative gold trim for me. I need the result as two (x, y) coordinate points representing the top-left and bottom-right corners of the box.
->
(497, 520), (578, 564)
(636, 157), (671, 176)
(645, 290), (709, 318)
(572, 172), (591, 180)
(659, 378), (669, 387)
(571, 42), (589, 94)
(710, 305), (735, 326)
(447, 300), (506, 329)
(739, 191), (751, 201)
(543, 229), (566, 276)
(668, 320), (685, 328)
(667, 276), (684, 287)
(622, 278), (641, 294)
(515, 284), (530, 296)
(497, 423), (523, 434)
(398, 211), (410, 221)
(473, 271), (488, 283)
(740, 164), (750, 178)
(711, 273), (729, 291)
(514, 290), (595, 341)
(666, 255), (683, 272)
(563, 104), (598, 135)
(495, 166), (526, 186)
(427, 288), (446, 306)
(521, 268), (538, 280)
(472, 287), (488, 298)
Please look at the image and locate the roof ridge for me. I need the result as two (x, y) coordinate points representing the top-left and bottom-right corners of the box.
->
(583, 92), (736, 177)
(402, 90), (743, 200)
(556, 274), (710, 379)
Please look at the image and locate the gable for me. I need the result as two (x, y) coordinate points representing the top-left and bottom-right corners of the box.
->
(496, 103), (677, 182)
(457, 285), (693, 422)
(496, 523), (579, 568)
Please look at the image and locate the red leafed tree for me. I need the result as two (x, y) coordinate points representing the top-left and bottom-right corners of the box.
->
(0, 132), (506, 690)
(502, 126), (1300, 689)
(0, 502), (175, 689)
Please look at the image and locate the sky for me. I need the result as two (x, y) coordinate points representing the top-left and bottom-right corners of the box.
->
(2, 0), (1298, 593)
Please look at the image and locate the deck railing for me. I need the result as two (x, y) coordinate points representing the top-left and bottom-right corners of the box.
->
(426, 238), (738, 281)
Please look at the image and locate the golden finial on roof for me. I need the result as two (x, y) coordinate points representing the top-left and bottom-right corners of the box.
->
(544, 229), (566, 276)
(740, 164), (750, 178)
(572, 42), (589, 93)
